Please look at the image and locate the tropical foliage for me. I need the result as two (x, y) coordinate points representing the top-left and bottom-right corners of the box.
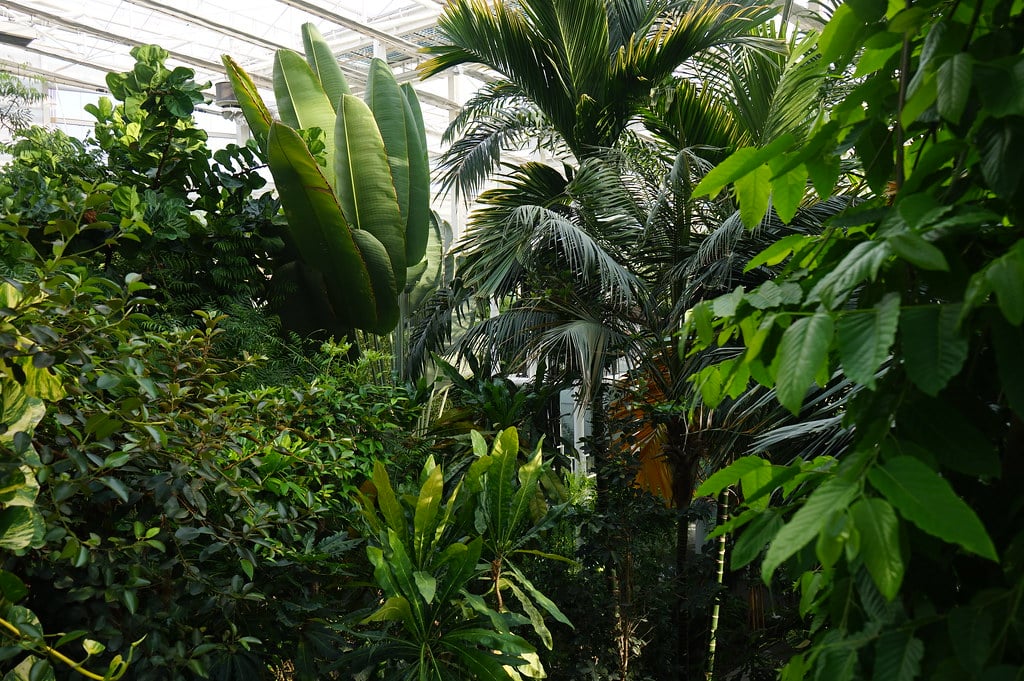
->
(343, 427), (569, 680)
(3, 0), (1021, 678)
(223, 23), (432, 339)
(684, 0), (1024, 676)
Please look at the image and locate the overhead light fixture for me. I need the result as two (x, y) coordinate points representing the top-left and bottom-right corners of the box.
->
(214, 81), (239, 109)
(0, 22), (37, 48)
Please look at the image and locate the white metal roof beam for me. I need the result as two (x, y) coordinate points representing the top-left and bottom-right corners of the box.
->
(2, 1), (234, 77)
(0, 57), (104, 91)
(273, 0), (425, 59)
(118, 0), (290, 53)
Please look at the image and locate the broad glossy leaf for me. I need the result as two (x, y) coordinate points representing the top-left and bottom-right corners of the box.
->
(455, 646), (524, 681)
(349, 231), (400, 333)
(0, 571), (26, 606)
(819, 4), (861, 65)
(300, 23), (350, 109)
(17, 359), (64, 401)
(0, 506), (42, 550)
(937, 52), (972, 123)
(692, 135), (795, 199)
(769, 160), (808, 224)
(696, 456), (770, 497)
(809, 240), (890, 309)
(740, 461), (775, 511)
(384, 528), (425, 627)
(361, 595), (412, 625)
(221, 56), (273, 147)
(806, 153), (841, 199)
(335, 94), (407, 289)
(735, 164), (772, 229)
(273, 50), (336, 167)
(401, 83), (430, 265)
(901, 70), (937, 128)
(762, 477), (858, 582)
(266, 122), (397, 333)
(868, 456), (997, 560)
(900, 304), (969, 396)
(744, 234), (809, 272)
(837, 292), (900, 388)
(366, 59), (410, 231)
(406, 214), (443, 310)
(371, 461), (407, 543)
(872, 630), (923, 681)
(413, 571), (437, 604)
(732, 509), (783, 569)
(776, 312), (834, 415)
(815, 511), (848, 570)
(413, 464), (443, 565)
(888, 230), (949, 271)
(0, 385), (44, 447)
(850, 498), (903, 600)
(481, 427), (520, 544)
(506, 441), (543, 546)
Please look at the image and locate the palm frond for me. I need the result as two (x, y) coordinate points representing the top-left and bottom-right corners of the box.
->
(420, 0), (579, 149)
(510, 204), (642, 308)
(613, 0), (781, 88)
(436, 106), (556, 202)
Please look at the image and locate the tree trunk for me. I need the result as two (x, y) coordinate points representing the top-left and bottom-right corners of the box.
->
(668, 417), (705, 680)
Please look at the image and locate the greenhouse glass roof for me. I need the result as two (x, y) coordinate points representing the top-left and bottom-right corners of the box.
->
(0, 0), (478, 155)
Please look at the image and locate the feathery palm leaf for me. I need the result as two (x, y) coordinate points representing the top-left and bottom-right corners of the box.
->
(421, 0), (782, 159)
(458, 161), (642, 308)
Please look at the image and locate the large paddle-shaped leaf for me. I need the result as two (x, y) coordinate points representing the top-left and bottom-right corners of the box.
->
(366, 58), (410, 231)
(274, 50), (337, 180)
(301, 22), (350, 110)
(221, 55), (272, 147)
(335, 93), (407, 289)
(266, 122), (398, 333)
(401, 82), (430, 265)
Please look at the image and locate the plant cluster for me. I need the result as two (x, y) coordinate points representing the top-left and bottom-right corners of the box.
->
(683, 0), (1024, 677)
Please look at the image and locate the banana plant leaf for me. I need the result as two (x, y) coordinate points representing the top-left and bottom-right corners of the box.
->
(366, 58), (410, 237)
(274, 50), (337, 181)
(335, 93), (407, 289)
(271, 261), (351, 340)
(301, 22), (350, 110)
(401, 82), (430, 265)
(405, 212), (444, 312)
(266, 121), (398, 333)
(221, 55), (273, 147)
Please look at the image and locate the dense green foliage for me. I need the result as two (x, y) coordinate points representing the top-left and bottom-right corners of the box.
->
(686, 0), (1024, 677)
(0, 43), (567, 681)
(223, 23), (432, 339)
(4, 0), (1021, 677)
(0, 203), (419, 679)
(343, 428), (569, 680)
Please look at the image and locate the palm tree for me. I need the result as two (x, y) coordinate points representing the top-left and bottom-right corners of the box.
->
(421, 2), (840, 675)
(419, 0), (780, 200)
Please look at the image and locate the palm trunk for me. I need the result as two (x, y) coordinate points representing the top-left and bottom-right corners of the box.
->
(590, 382), (634, 678)
(669, 418), (704, 679)
(706, 489), (729, 680)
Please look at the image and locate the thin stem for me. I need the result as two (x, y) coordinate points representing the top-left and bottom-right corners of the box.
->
(893, 0), (914, 191)
(0, 617), (127, 681)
